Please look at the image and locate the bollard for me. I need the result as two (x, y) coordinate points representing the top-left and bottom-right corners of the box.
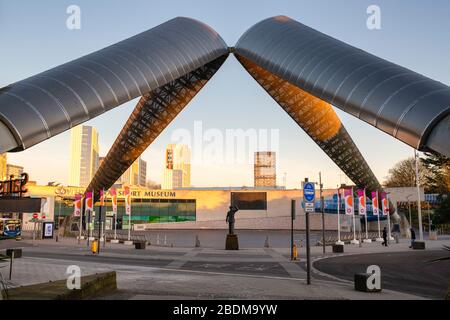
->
(195, 235), (201, 248)
(164, 235), (167, 246)
(264, 236), (270, 248)
(91, 240), (98, 254)
(293, 243), (298, 261)
(332, 244), (344, 253)
(9, 254), (13, 280)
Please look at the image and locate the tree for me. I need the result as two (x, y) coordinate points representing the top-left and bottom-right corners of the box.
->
(421, 152), (450, 224)
(421, 152), (450, 194)
(146, 179), (161, 189)
(433, 195), (450, 224)
(383, 157), (430, 190)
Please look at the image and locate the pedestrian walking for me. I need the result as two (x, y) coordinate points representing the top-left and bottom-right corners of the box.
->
(382, 227), (388, 247)
(409, 228), (416, 248)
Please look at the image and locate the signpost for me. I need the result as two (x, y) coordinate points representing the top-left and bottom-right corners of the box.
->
(290, 199), (296, 260)
(319, 172), (325, 254)
(302, 179), (315, 285)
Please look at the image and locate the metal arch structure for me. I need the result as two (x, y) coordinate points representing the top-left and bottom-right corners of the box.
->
(0, 17), (228, 153)
(236, 55), (381, 191)
(87, 56), (227, 194)
(235, 16), (450, 158)
(0, 16), (448, 199)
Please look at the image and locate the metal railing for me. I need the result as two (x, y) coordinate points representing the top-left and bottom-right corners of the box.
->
(83, 230), (173, 246)
(0, 264), (10, 300)
(316, 232), (380, 245)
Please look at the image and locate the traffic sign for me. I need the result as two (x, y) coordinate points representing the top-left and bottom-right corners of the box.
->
(303, 182), (315, 202)
(305, 202), (315, 212)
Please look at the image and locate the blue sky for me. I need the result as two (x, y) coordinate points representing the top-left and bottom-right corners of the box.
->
(1, 0), (449, 188)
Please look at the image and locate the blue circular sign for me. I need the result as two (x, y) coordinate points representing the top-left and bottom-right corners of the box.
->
(303, 182), (315, 202)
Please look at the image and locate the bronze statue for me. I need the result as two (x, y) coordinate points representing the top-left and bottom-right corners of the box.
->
(226, 205), (239, 234)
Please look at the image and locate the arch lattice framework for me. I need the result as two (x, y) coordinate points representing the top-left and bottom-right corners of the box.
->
(0, 16), (448, 198)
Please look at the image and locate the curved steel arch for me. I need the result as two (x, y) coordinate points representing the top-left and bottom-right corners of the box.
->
(87, 55), (228, 194)
(236, 55), (381, 190)
(0, 17), (228, 152)
(1, 16), (448, 199)
(235, 16), (450, 157)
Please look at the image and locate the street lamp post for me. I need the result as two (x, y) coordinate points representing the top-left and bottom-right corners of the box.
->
(428, 201), (432, 234)
(406, 194), (413, 233)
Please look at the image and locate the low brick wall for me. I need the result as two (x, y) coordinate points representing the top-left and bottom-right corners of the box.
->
(142, 214), (342, 231)
(6, 271), (117, 300)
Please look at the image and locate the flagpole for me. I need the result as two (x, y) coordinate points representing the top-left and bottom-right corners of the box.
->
(114, 209), (117, 241)
(128, 207), (131, 242)
(351, 187), (358, 244)
(97, 188), (103, 254)
(126, 186), (131, 242)
(86, 194), (90, 247)
(386, 193), (393, 241)
(110, 188), (119, 244)
(364, 188), (370, 242)
(104, 190), (107, 248)
(336, 188), (343, 245)
(78, 195), (83, 244)
(376, 190), (382, 242)
(91, 191), (95, 244)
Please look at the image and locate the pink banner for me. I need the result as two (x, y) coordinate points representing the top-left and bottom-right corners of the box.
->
(371, 191), (379, 216)
(85, 191), (93, 211)
(357, 189), (366, 216)
(381, 192), (389, 216)
(109, 188), (117, 214)
(344, 188), (354, 215)
(99, 189), (105, 206)
(73, 194), (82, 217)
(124, 186), (131, 215)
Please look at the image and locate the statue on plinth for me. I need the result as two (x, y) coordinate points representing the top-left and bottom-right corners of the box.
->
(226, 205), (239, 234)
(225, 205), (239, 250)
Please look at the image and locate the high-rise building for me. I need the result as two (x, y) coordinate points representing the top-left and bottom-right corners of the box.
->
(116, 157), (147, 186)
(138, 158), (147, 187)
(162, 169), (183, 189)
(6, 164), (24, 179)
(162, 144), (191, 189)
(0, 153), (6, 180)
(254, 151), (276, 188)
(69, 125), (99, 187)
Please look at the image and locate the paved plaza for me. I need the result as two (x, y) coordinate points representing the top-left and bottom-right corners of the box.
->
(1, 231), (449, 300)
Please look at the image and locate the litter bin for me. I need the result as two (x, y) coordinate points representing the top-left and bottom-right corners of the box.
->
(332, 244), (344, 253)
(135, 242), (146, 250)
(6, 248), (22, 258)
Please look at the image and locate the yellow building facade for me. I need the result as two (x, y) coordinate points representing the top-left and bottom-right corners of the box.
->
(24, 184), (341, 231)
(0, 153), (6, 180)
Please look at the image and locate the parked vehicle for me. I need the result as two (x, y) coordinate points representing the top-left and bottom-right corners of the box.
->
(0, 219), (21, 239)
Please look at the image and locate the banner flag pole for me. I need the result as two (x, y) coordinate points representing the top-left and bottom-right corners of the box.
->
(336, 188), (344, 245)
